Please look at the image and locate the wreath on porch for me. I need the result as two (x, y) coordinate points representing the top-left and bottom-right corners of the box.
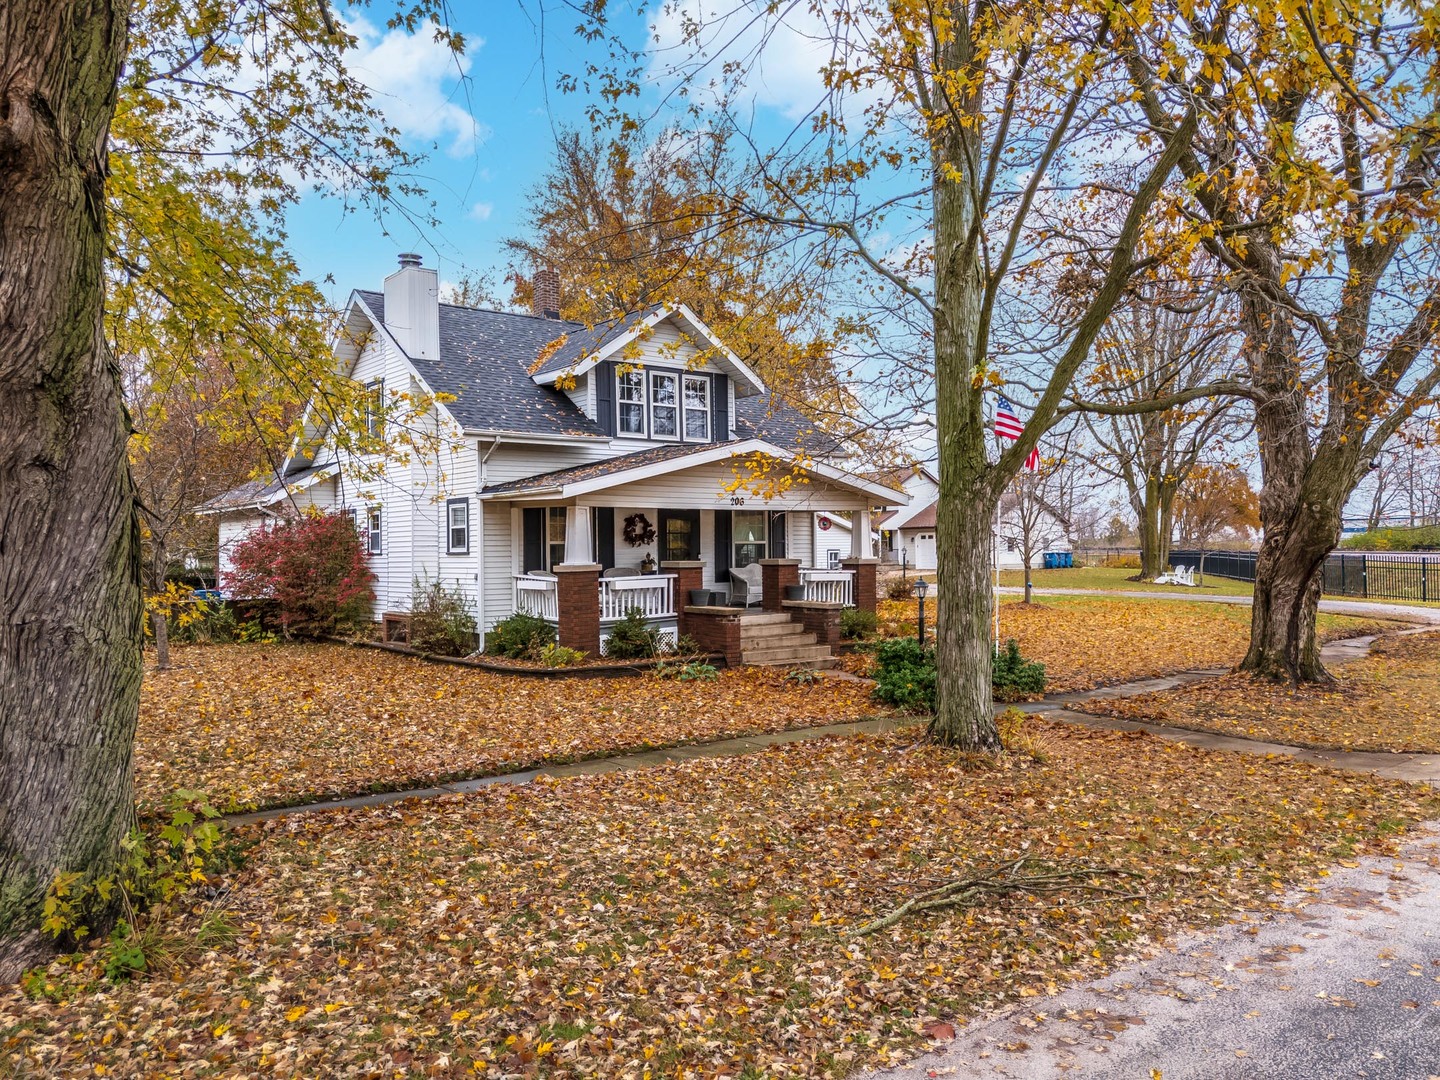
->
(623, 512), (656, 547)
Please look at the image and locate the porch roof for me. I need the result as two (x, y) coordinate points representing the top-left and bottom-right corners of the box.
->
(478, 439), (908, 505)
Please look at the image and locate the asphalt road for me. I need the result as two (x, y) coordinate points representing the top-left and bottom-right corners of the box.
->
(864, 826), (1440, 1080)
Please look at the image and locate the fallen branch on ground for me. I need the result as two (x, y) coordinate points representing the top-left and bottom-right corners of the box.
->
(849, 857), (1146, 937)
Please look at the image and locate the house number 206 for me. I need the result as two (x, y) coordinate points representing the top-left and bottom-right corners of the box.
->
(729, 496), (746, 505)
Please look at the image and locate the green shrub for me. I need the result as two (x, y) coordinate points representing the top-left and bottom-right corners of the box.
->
(992, 638), (1046, 701)
(485, 612), (557, 659)
(603, 607), (663, 660)
(1339, 524), (1440, 551)
(871, 637), (937, 712)
(539, 642), (587, 667)
(786, 667), (822, 685)
(657, 659), (719, 681)
(840, 606), (878, 639)
(885, 576), (916, 600)
(236, 619), (275, 644)
(408, 578), (478, 656)
(871, 637), (1046, 711)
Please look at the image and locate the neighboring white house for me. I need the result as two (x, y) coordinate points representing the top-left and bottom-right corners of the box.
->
(867, 463), (1072, 571)
(198, 256), (905, 651)
(811, 511), (883, 569)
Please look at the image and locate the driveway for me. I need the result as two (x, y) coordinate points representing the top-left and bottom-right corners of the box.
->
(863, 826), (1440, 1080)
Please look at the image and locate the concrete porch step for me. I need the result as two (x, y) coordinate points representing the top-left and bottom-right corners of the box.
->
(741, 629), (818, 650)
(741, 643), (835, 665)
(740, 622), (816, 642)
(747, 656), (839, 671)
(735, 612), (796, 626)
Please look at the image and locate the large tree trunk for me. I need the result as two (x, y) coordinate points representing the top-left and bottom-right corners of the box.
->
(0, 0), (137, 979)
(931, 482), (1002, 750)
(1136, 475), (1176, 580)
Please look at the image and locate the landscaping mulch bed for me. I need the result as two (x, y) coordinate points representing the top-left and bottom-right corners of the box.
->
(11, 721), (1436, 1077)
(1076, 631), (1440, 753)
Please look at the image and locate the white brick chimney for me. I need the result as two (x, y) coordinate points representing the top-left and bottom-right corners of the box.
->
(383, 253), (439, 360)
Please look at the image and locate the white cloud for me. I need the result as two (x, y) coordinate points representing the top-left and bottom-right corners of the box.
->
(645, 1), (874, 124)
(467, 201), (494, 222)
(345, 16), (489, 158)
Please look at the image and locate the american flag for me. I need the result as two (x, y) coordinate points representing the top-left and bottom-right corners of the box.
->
(995, 396), (1040, 471)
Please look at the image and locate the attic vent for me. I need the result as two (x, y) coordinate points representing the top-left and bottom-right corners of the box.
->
(533, 267), (561, 320)
(397, 252), (423, 269)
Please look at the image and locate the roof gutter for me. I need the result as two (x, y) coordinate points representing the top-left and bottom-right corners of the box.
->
(478, 485), (564, 501)
(463, 428), (607, 447)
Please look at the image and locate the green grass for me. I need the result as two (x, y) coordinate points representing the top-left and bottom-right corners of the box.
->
(996, 566), (1256, 596)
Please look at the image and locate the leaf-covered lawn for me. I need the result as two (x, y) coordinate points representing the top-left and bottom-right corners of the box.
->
(994, 566), (1255, 596)
(870, 597), (1398, 693)
(8, 724), (1434, 1077)
(136, 644), (889, 813)
(1077, 631), (1440, 753)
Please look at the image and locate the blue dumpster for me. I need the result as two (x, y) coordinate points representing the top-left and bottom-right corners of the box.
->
(1061, 552), (1074, 568)
(1042, 552), (1058, 570)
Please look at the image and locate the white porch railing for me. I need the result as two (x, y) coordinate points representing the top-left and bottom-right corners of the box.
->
(800, 568), (854, 606)
(513, 574), (559, 622)
(600, 574), (676, 622)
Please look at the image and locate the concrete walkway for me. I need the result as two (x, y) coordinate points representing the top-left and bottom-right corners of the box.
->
(996, 586), (1440, 625)
(228, 625), (1440, 826)
(861, 824), (1440, 1080)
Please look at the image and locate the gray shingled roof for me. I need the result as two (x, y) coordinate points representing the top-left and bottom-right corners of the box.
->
(529, 309), (653, 376)
(481, 442), (736, 496)
(356, 291), (606, 439)
(735, 391), (843, 455)
(195, 463), (333, 513)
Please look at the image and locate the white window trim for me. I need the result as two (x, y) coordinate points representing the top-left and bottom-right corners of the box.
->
(683, 374), (710, 442)
(365, 380), (384, 438)
(546, 506), (567, 571)
(732, 508), (768, 568)
(616, 368), (646, 438)
(648, 370), (680, 442)
(367, 508), (383, 554)
(446, 498), (469, 555)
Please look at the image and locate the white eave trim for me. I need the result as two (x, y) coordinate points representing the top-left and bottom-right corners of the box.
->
(529, 303), (768, 398)
(480, 439), (909, 504)
(194, 466), (334, 516)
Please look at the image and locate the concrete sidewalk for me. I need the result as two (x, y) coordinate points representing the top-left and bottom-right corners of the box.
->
(994, 586), (1440, 625)
(861, 825), (1440, 1080)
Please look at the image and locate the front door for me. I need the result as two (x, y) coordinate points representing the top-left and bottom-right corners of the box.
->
(658, 508), (700, 563)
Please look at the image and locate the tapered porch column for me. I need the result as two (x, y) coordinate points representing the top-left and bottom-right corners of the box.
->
(556, 507), (600, 655)
(851, 508), (873, 558)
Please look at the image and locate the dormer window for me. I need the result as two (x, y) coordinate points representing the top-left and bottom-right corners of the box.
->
(618, 369), (645, 435)
(649, 372), (679, 439)
(683, 375), (710, 440)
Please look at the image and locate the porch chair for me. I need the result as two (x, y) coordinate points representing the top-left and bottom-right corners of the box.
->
(729, 563), (763, 607)
(602, 566), (641, 578)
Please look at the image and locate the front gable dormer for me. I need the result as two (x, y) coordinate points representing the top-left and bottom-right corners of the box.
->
(528, 305), (765, 444)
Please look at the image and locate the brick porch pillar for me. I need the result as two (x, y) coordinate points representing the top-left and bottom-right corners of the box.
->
(554, 563), (601, 655)
(759, 558), (801, 612)
(662, 560), (704, 636)
(841, 557), (879, 613)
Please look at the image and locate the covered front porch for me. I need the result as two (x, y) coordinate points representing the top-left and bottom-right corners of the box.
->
(479, 440), (903, 659)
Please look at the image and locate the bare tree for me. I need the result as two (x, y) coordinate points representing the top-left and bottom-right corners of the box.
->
(999, 463), (1073, 603)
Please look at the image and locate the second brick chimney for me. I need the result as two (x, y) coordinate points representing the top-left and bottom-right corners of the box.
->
(532, 267), (561, 320)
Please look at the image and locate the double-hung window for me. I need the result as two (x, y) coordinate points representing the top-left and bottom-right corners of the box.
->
(446, 498), (469, 554)
(733, 510), (767, 568)
(547, 507), (567, 569)
(682, 375), (709, 440)
(649, 371), (679, 439)
(367, 508), (383, 554)
(364, 380), (384, 438)
(617, 368), (646, 435)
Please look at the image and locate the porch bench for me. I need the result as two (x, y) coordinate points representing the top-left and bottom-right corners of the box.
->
(381, 611), (411, 643)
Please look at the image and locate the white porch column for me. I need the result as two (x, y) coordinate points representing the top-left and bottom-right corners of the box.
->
(562, 505), (593, 565)
(851, 508), (872, 558)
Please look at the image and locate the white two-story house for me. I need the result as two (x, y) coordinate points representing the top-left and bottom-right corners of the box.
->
(200, 255), (904, 660)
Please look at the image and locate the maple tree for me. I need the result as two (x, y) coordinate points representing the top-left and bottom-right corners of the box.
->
(1174, 465), (1262, 585)
(1125, 0), (1440, 682)
(1081, 289), (1245, 580)
(0, 0), (458, 976)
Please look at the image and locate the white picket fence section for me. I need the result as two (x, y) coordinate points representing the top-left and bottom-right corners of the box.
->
(600, 574), (676, 622)
(513, 574), (559, 622)
(800, 568), (854, 606)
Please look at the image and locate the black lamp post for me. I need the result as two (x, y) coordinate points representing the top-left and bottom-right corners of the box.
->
(914, 576), (929, 648)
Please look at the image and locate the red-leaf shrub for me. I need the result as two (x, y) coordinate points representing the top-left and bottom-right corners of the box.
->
(223, 512), (376, 637)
